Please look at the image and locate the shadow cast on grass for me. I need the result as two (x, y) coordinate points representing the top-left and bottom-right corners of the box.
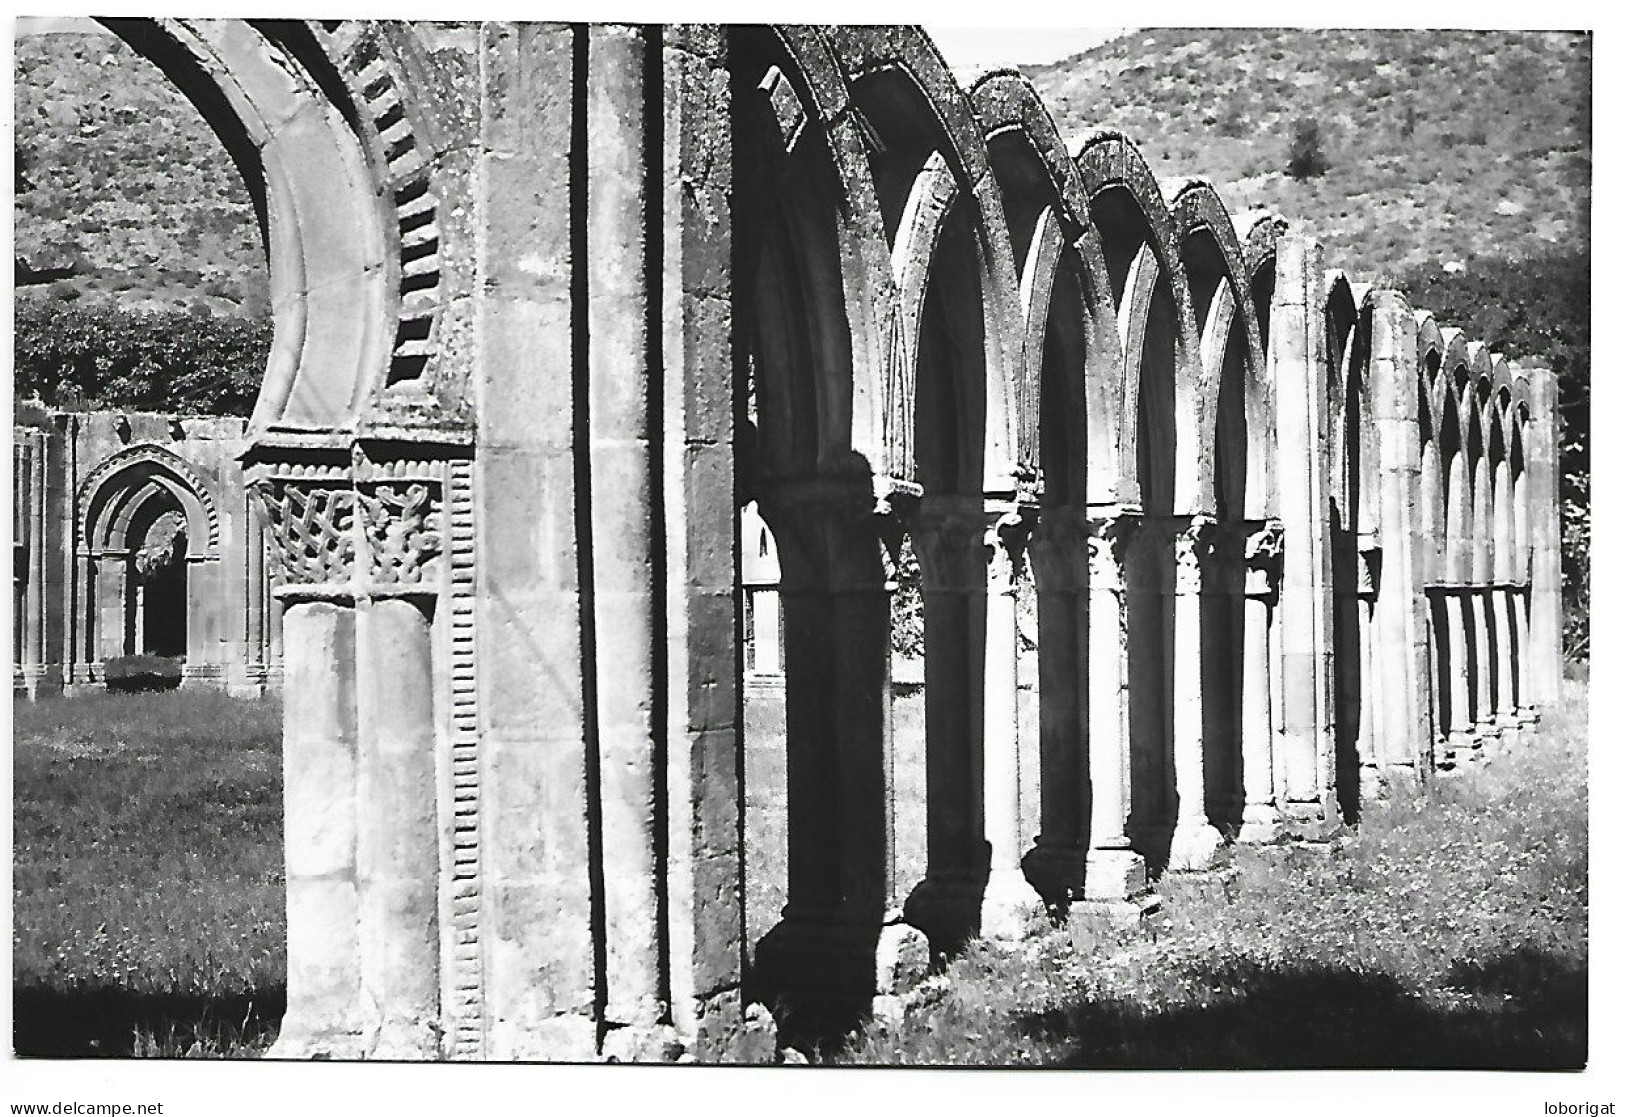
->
(14, 984), (284, 1057)
(1017, 947), (1585, 1069)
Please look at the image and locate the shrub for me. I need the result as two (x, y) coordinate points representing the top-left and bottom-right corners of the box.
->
(103, 654), (183, 692)
(1286, 116), (1331, 179)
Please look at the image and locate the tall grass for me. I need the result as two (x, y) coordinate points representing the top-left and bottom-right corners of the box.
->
(13, 690), (285, 1056)
(840, 682), (1587, 1068)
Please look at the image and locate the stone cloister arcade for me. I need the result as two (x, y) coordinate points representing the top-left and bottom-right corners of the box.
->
(8, 21), (1564, 1062)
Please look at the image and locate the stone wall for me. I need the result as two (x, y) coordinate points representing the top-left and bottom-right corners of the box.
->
(11, 20), (1567, 1062)
(12, 405), (278, 696)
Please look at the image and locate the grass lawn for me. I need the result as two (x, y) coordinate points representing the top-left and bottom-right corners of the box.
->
(13, 689), (285, 1057)
(14, 678), (1586, 1065)
(838, 679), (1589, 1068)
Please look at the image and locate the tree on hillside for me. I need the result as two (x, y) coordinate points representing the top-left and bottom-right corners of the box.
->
(1286, 117), (1330, 179)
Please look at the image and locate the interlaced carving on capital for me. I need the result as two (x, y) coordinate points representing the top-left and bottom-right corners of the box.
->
(1174, 515), (1217, 595)
(1357, 546), (1382, 600)
(1085, 513), (1137, 595)
(359, 481), (444, 589)
(1243, 520), (1284, 600)
(254, 478), (358, 592)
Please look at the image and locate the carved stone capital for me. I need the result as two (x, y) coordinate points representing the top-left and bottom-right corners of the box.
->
(1173, 514), (1217, 595)
(1357, 545), (1382, 600)
(1243, 520), (1284, 599)
(759, 480), (889, 595)
(1027, 507), (1091, 594)
(250, 466), (359, 599)
(1085, 511), (1138, 595)
(984, 506), (1032, 597)
(354, 452), (446, 593)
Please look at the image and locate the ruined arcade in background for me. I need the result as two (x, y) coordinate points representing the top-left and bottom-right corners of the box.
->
(8, 20), (1567, 1062)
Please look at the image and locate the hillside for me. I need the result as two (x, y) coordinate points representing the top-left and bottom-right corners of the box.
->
(14, 27), (268, 317)
(1022, 28), (1591, 285)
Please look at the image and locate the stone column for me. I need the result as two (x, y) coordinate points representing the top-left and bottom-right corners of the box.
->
(1527, 363), (1563, 704)
(1469, 587), (1499, 755)
(94, 551), (130, 664)
(244, 503), (266, 690)
(1025, 507), (1090, 901)
(1271, 236), (1338, 838)
(1082, 509), (1150, 904)
(585, 23), (664, 1054)
(1238, 522), (1284, 842)
(754, 480), (894, 1018)
(752, 587), (782, 676)
(1169, 515), (1224, 871)
(354, 466), (448, 1059)
(22, 435), (47, 695)
(1441, 590), (1475, 767)
(1492, 585), (1521, 747)
(255, 472), (363, 1061)
(70, 551), (95, 688)
(1515, 585), (1537, 728)
(1356, 546), (1382, 801)
(980, 507), (1044, 937)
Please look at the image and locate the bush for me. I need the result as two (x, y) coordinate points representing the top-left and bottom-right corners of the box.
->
(103, 654), (183, 692)
(13, 297), (269, 416)
(1286, 116), (1331, 179)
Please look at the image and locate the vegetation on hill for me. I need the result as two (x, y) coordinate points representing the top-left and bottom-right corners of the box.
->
(14, 28), (267, 317)
(1024, 28), (1590, 284)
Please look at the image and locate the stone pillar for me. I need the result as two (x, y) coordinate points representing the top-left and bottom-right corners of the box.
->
(1356, 546), (1382, 801)
(1527, 364), (1564, 703)
(1469, 587), (1499, 755)
(1369, 292), (1430, 779)
(70, 551), (95, 688)
(275, 596), (362, 1058)
(1441, 590), (1475, 767)
(1270, 236), (1338, 837)
(354, 595), (440, 1057)
(754, 588), (780, 675)
(95, 551), (130, 663)
(243, 503), (266, 691)
(1082, 509), (1150, 904)
(1169, 515), (1224, 870)
(1238, 522), (1284, 842)
(255, 473), (362, 1060)
(980, 507), (1044, 936)
(754, 480), (894, 1020)
(22, 434), (47, 696)
(1515, 585), (1537, 727)
(1024, 507), (1090, 901)
(1492, 586), (1521, 746)
(584, 23), (665, 1054)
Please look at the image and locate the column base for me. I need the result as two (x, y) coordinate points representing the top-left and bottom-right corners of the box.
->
(1167, 820), (1228, 872)
(1380, 763), (1424, 797)
(264, 1020), (366, 1061)
(1282, 803), (1341, 842)
(1443, 729), (1476, 768)
(1495, 715), (1523, 749)
(1517, 706), (1541, 728)
(1359, 763), (1385, 804)
(978, 868), (1047, 941)
(753, 914), (887, 1052)
(1021, 841), (1088, 906)
(1237, 804), (1286, 844)
(1082, 847), (1149, 901)
(359, 1018), (444, 1061)
(601, 1022), (685, 1063)
(902, 873), (983, 953)
(484, 1012), (599, 1062)
(1067, 890), (1163, 934)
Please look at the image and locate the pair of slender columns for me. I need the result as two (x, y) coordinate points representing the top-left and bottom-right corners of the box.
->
(1167, 515), (1226, 871)
(1238, 522), (1286, 842)
(902, 497), (1041, 945)
(275, 592), (441, 1060)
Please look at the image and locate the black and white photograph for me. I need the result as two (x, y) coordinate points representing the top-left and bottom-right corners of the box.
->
(6, 6), (1608, 1113)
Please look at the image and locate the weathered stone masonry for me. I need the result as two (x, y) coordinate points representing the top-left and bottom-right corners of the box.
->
(8, 21), (1565, 1061)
